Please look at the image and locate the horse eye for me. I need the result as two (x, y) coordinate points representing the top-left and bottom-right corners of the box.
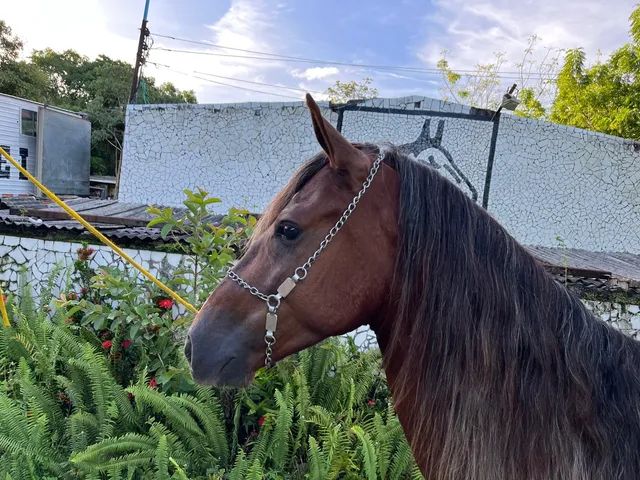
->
(275, 222), (301, 242)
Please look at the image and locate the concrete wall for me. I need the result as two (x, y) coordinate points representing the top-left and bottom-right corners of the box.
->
(120, 102), (338, 212)
(120, 97), (640, 253)
(0, 235), (183, 299)
(488, 115), (640, 254)
(38, 106), (91, 196)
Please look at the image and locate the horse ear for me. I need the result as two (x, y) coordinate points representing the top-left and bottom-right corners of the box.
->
(305, 94), (369, 179)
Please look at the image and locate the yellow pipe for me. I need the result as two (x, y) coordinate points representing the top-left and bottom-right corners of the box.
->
(0, 146), (198, 314)
(0, 290), (9, 327)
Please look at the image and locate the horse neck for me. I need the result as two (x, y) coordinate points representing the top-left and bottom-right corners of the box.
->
(368, 191), (640, 479)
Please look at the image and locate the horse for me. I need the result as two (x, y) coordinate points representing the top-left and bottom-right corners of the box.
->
(185, 94), (640, 479)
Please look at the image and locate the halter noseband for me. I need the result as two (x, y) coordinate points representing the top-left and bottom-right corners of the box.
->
(227, 149), (385, 367)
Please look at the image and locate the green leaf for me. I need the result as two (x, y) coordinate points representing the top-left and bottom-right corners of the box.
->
(160, 223), (173, 239)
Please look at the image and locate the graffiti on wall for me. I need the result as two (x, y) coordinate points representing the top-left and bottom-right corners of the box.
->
(398, 118), (478, 202)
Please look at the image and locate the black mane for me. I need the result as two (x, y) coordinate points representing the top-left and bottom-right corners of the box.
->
(382, 145), (640, 479)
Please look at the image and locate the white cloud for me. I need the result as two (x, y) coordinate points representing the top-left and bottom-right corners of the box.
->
(417, 0), (637, 76)
(2, 0), (136, 61)
(148, 0), (304, 103)
(292, 67), (340, 81)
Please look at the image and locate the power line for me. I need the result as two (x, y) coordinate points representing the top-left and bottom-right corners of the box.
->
(151, 32), (559, 80)
(148, 61), (316, 96)
(147, 62), (302, 100)
(152, 47), (558, 81)
(193, 70), (324, 95)
(193, 75), (301, 99)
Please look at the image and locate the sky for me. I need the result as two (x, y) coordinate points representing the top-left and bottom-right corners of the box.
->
(2, 0), (637, 104)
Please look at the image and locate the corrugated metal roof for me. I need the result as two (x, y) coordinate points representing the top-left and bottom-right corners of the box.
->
(526, 246), (640, 284)
(0, 195), (223, 244)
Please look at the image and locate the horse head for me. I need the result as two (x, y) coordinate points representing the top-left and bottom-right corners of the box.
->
(185, 94), (399, 386)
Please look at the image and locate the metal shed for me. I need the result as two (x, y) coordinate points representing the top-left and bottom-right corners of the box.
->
(0, 93), (91, 196)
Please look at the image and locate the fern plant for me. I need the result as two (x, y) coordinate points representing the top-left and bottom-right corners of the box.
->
(0, 265), (422, 479)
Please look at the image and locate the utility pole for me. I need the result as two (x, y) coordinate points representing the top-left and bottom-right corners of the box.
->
(129, 0), (151, 104)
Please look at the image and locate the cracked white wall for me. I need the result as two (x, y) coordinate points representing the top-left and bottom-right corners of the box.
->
(0, 235), (183, 298)
(120, 97), (640, 253)
(120, 101), (339, 213)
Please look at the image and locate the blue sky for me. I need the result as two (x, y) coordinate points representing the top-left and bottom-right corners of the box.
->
(3, 0), (637, 104)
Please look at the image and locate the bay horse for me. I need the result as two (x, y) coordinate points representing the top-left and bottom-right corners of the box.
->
(186, 94), (640, 479)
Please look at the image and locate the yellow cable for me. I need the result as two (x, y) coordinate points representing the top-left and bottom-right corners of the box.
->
(0, 146), (198, 315)
(0, 290), (9, 328)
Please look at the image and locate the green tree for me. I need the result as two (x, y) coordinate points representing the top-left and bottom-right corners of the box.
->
(0, 19), (22, 63)
(550, 6), (640, 140)
(0, 20), (50, 101)
(325, 77), (378, 104)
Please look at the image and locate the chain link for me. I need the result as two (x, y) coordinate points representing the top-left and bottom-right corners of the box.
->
(227, 270), (269, 301)
(226, 149), (385, 368)
(264, 332), (276, 367)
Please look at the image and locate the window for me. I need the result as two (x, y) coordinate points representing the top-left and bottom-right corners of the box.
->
(21, 109), (37, 136)
(19, 148), (28, 180)
(0, 145), (10, 178)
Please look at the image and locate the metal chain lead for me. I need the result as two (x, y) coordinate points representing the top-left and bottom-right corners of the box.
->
(227, 149), (385, 367)
(264, 332), (276, 367)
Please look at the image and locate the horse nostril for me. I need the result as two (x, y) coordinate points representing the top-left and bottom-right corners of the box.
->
(184, 335), (192, 363)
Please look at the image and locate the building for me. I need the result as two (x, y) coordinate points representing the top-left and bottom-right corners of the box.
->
(119, 97), (640, 253)
(0, 93), (91, 196)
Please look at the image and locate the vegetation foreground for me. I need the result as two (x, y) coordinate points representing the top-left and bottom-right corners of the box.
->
(0, 190), (422, 479)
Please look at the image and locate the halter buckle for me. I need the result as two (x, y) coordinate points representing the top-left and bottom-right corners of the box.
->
(266, 294), (281, 310)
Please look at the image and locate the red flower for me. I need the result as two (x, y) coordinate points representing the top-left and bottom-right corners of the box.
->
(77, 246), (96, 261)
(1, 294), (7, 305)
(258, 415), (266, 427)
(367, 399), (376, 407)
(127, 392), (135, 401)
(102, 340), (113, 350)
(122, 339), (132, 349)
(157, 298), (174, 310)
(148, 377), (158, 389)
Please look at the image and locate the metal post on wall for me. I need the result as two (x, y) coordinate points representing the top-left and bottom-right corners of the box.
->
(129, 0), (151, 104)
(482, 83), (518, 209)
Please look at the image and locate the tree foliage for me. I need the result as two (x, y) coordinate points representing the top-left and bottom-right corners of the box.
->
(0, 21), (50, 101)
(0, 21), (197, 176)
(326, 77), (379, 104)
(437, 35), (562, 117)
(550, 6), (640, 140)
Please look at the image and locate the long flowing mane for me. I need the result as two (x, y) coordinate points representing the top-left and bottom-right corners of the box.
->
(255, 145), (640, 479)
(384, 147), (640, 479)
